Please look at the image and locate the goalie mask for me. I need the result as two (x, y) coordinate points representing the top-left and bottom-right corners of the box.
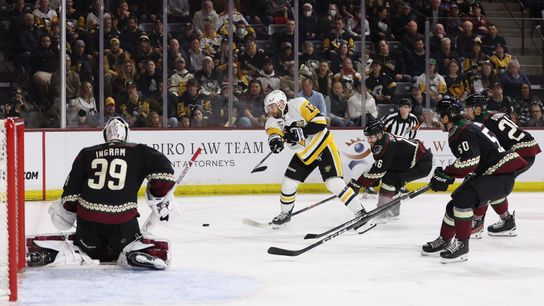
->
(103, 117), (129, 143)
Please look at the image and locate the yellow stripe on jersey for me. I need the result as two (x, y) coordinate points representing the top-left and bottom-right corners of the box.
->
(297, 130), (334, 165)
(266, 127), (284, 137)
(299, 100), (320, 122)
(310, 115), (327, 125)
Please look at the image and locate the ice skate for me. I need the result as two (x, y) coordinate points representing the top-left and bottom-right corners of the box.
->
(421, 236), (451, 256)
(271, 211), (292, 229)
(487, 212), (517, 237)
(471, 217), (484, 239)
(440, 239), (469, 264)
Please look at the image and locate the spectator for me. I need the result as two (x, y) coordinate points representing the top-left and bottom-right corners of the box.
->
(323, 17), (354, 56)
(67, 81), (98, 127)
(200, 20), (222, 56)
(15, 14), (41, 80)
(391, 2), (418, 39)
(137, 60), (162, 99)
(482, 24), (507, 56)
(312, 61), (333, 98)
(347, 11), (369, 40)
(120, 16), (142, 56)
(214, 38), (234, 72)
(300, 3), (319, 41)
(429, 23), (447, 54)
(330, 42), (352, 74)
(400, 21), (424, 53)
(299, 78), (327, 116)
(193, 0), (220, 36)
(190, 106), (208, 128)
(272, 19), (295, 50)
(513, 83), (543, 127)
(463, 37), (490, 78)
(167, 0), (190, 23)
(148, 19), (166, 54)
(405, 37), (427, 77)
(115, 0), (132, 31)
(456, 21), (476, 58)
(468, 2), (488, 35)
(1, 87), (39, 127)
(432, 37), (461, 75)
(147, 111), (162, 128)
(471, 60), (498, 94)
(134, 35), (161, 74)
(9, 0), (28, 29)
(408, 83), (426, 124)
(334, 57), (361, 96)
(71, 39), (94, 83)
(168, 56), (193, 98)
(177, 78), (205, 119)
(264, 0), (292, 22)
(179, 115), (191, 128)
(237, 79), (266, 127)
(369, 5), (392, 43)
(376, 39), (406, 82)
(299, 41), (322, 69)
(104, 38), (131, 80)
(231, 20), (254, 47)
(326, 80), (350, 127)
(102, 15), (120, 52)
(319, 4), (338, 35)
(165, 38), (182, 75)
(348, 80), (377, 126)
(119, 81), (150, 127)
(187, 38), (206, 72)
(238, 37), (266, 77)
(490, 44), (512, 74)
(499, 58), (531, 98)
(31, 34), (59, 102)
(257, 56), (281, 94)
(33, 0), (58, 27)
(50, 54), (81, 104)
(366, 60), (396, 105)
(177, 22), (199, 53)
(218, 3), (252, 36)
(416, 58), (447, 106)
(112, 60), (137, 100)
(486, 82), (513, 113)
(104, 97), (120, 122)
(425, 0), (447, 29)
(280, 61), (296, 99)
(445, 59), (470, 101)
(194, 56), (221, 96)
(444, 3), (462, 38)
(527, 103), (544, 127)
(276, 42), (294, 75)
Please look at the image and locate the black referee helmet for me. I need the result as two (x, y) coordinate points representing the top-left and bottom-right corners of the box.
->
(399, 97), (412, 107)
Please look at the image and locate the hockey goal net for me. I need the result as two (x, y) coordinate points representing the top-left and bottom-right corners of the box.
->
(0, 118), (25, 301)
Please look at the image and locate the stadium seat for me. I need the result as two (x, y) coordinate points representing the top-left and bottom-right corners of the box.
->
(376, 104), (399, 119)
(249, 24), (269, 40)
(354, 41), (375, 55)
(139, 22), (154, 33)
(256, 40), (277, 53)
(268, 24), (286, 36)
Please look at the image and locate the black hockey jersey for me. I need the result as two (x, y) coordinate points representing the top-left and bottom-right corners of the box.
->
(444, 119), (527, 178)
(357, 133), (429, 187)
(61, 142), (176, 224)
(475, 111), (541, 158)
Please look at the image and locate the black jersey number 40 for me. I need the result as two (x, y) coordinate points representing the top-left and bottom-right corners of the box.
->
(87, 158), (128, 190)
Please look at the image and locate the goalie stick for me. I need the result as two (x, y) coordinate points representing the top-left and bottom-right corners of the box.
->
(141, 147), (203, 233)
(267, 185), (430, 256)
(243, 195), (337, 228)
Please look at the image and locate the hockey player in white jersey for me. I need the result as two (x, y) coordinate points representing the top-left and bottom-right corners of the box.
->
(264, 90), (367, 228)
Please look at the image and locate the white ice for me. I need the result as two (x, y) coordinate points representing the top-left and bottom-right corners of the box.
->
(8, 192), (544, 306)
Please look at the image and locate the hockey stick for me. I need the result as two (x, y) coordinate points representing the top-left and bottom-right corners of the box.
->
(243, 195), (337, 228)
(141, 147), (203, 233)
(267, 185), (430, 256)
(304, 184), (431, 239)
(251, 151), (273, 173)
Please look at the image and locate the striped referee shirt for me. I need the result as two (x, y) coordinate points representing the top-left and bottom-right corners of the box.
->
(383, 112), (420, 139)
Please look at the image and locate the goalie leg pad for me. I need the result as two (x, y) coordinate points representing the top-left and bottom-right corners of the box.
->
(117, 237), (170, 270)
(28, 238), (99, 266)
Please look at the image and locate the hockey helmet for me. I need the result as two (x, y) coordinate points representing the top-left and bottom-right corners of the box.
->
(435, 95), (463, 118)
(364, 119), (385, 136)
(264, 90), (287, 113)
(399, 97), (412, 107)
(103, 117), (130, 143)
(465, 93), (487, 108)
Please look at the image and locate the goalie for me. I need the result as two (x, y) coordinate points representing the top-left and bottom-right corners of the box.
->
(27, 117), (177, 270)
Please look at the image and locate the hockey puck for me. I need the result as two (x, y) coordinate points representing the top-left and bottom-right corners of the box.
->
(202, 223), (210, 227)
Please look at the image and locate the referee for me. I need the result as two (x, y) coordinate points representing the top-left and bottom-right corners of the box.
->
(383, 98), (420, 139)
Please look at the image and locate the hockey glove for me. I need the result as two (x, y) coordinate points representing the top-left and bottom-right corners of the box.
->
(146, 189), (175, 221)
(430, 167), (454, 192)
(49, 200), (76, 231)
(284, 125), (306, 145)
(268, 134), (284, 154)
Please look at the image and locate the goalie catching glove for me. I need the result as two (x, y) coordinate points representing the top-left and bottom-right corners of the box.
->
(146, 186), (175, 222)
(268, 134), (284, 154)
(430, 167), (454, 191)
(49, 200), (77, 231)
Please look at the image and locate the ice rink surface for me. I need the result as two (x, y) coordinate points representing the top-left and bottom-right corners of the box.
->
(9, 192), (544, 306)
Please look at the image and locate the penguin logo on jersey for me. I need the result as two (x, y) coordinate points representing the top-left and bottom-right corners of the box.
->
(342, 137), (372, 169)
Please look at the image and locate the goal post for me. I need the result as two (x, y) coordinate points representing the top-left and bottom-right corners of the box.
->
(0, 118), (25, 301)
